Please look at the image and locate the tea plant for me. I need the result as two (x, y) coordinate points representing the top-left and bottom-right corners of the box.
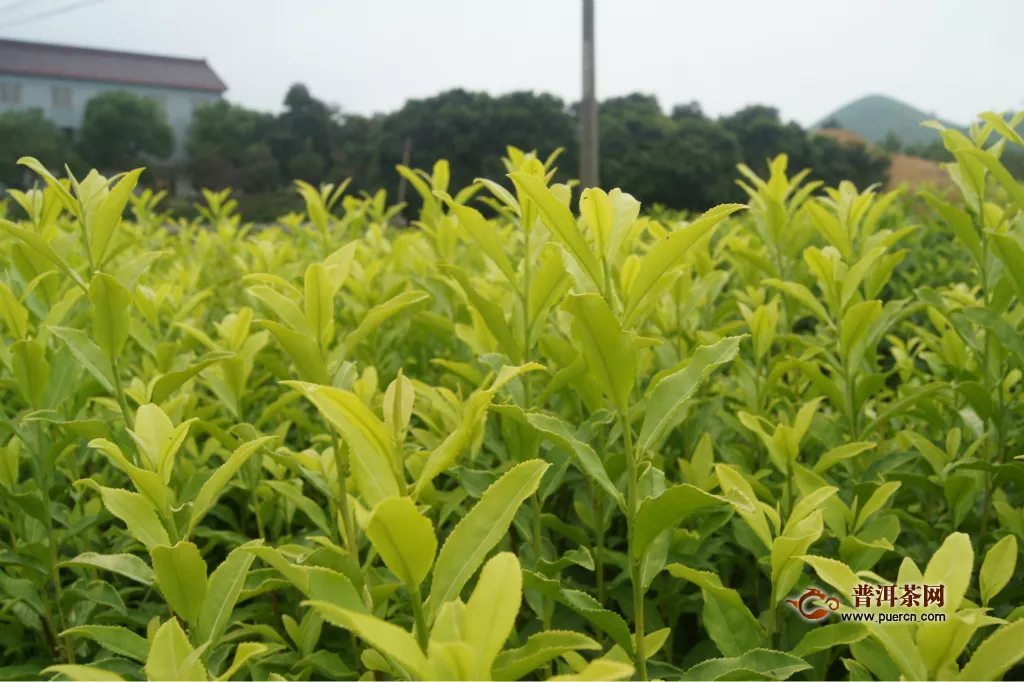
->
(0, 117), (1022, 682)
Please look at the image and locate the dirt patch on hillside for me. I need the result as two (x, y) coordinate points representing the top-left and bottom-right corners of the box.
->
(813, 128), (952, 191)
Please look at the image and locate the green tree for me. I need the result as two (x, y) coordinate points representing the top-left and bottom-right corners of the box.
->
(599, 94), (740, 211)
(269, 84), (342, 186)
(77, 90), (174, 170)
(345, 89), (576, 200)
(186, 100), (276, 189)
(721, 105), (813, 171)
(0, 109), (75, 189)
(881, 131), (903, 154)
(810, 135), (890, 189)
(239, 142), (281, 193)
(287, 141), (327, 183)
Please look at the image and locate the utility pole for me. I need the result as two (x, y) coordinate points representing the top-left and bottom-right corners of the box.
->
(580, 0), (599, 188)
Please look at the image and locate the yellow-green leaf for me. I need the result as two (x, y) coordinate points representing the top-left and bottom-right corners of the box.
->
(562, 293), (634, 410)
(463, 552), (522, 678)
(365, 496), (436, 587)
(151, 542), (208, 624)
(979, 535), (1017, 606)
(88, 273), (132, 360)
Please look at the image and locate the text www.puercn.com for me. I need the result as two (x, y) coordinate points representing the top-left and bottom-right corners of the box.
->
(839, 612), (947, 622)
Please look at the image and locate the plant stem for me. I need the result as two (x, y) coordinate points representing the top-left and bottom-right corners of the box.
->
(530, 493), (552, 631)
(975, 199), (999, 540)
(769, 601), (781, 649)
(589, 476), (606, 610)
(845, 362), (858, 439)
(329, 429), (358, 558)
(621, 410), (647, 681)
(325, 427), (362, 668)
(35, 426), (74, 663)
(521, 213), (553, 634)
(410, 584), (429, 653)
(785, 460), (795, 524)
(110, 359), (134, 430)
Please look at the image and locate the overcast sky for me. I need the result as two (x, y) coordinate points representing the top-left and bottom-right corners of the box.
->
(2, 0), (1021, 126)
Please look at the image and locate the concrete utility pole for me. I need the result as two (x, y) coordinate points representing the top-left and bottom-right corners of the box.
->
(580, 0), (599, 188)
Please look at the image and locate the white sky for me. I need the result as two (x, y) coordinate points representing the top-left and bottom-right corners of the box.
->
(2, 0), (1021, 126)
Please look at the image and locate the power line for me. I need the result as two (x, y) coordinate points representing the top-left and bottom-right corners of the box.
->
(0, 0), (107, 29)
(0, 0), (43, 13)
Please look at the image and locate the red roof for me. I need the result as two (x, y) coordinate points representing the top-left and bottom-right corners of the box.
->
(0, 38), (227, 93)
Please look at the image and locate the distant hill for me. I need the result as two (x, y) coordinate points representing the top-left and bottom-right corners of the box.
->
(812, 94), (964, 147)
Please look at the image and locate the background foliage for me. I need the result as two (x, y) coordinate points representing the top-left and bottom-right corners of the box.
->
(0, 83), (892, 216)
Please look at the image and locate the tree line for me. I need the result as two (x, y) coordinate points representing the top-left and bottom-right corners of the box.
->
(0, 83), (891, 214)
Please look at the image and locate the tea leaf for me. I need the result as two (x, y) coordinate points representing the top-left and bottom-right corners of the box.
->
(90, 168), (143, 265)
(0, 219), (87, 289)
(680, 649), (811, 681)
(303, 602), (433, 680)
(217, 642), (272, 682)
(528, 245), (572, 340)
(41, 665), (125, 681)
(764, 280), (831, 324)
(633, 484), (723, 561)
(11, 340), (49, 407)
(151, 542), (208, 624)
(365, 496), (436, 587)
(259, 320), (327, 384)
(988, 232), (1024, 300)
(60, 552), (154, 586)
(0, 282), (29, 340)
(798, 555), (859, 599)
(463, 552), (522, 678)
(813, 442), (875, 474)
(187, 436), (278, 536)
(667, 563), (762, 656)
(304, 263), (335, 348)
(562, 293), (635, 410)
(60, 625), (149, 663)
(442, 264), (522, 363)
(638, 336), (744, 452)
(791, 622), (869, 659)
(146, 618), (207, 681)
(549, 659), (634, 681)
(491, 631), (600, 681)
(623, 204), (743, 322)
(961, 148), (1024, 210)
(149, 351), (234, 404)
(88, 273), (132, 361)
(922, 532), (973, 614)
(289, 383), (399, 505)
(957, 620), (1024, 681)
(521, 410), (624, 511)
(50, 326), (115, 391)
(979, 535), (1017, 606)
(341, 290), (431, 354)
(429, 459), (548, 617)
(436, 193), (517, 284)
(508, 172), (604, 288)
(853, 481), (900, 532)
(869, 620), (927, 681)
(75, 482), (169, 550)
(198, 542), (260, 646)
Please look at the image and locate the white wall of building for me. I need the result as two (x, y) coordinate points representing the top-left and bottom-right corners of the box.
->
(0, 73), (221, 160)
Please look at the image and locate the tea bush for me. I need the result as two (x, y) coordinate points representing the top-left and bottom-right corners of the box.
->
(0, 115), (1022, 682)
